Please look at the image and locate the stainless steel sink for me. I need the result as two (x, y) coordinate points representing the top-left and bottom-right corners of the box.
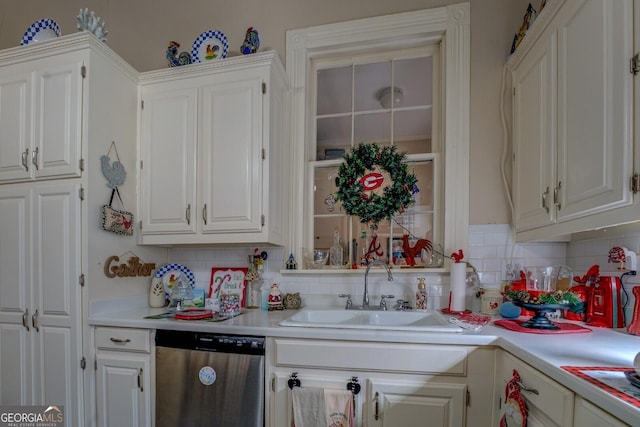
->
(279, 308), (463, 332)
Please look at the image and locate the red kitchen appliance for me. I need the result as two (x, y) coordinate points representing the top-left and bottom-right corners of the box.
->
(586, 276), (625, 328)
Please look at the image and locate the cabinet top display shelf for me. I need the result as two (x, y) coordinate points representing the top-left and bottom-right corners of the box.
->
(0, 32), (137, 80)
(139, 50), (284, 83)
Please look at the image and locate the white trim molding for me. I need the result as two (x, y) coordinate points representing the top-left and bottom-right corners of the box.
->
(286, 3), (470, 264)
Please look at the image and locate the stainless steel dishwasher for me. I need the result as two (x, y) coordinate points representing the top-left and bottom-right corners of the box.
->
(155, 329), (265, 427)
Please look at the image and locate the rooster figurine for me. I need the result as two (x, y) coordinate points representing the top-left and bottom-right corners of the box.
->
(240, 27), (260, 55)
(166, 41), (191, 67)
(401, 234), (432, 267)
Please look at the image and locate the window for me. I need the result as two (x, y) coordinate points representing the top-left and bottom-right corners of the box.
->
(286, 4), (470, 270)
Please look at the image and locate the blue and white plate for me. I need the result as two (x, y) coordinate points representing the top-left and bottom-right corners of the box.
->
(191, 30), (229, 62)
(155, 263), (196, 298)
(20, 18), (61, 46)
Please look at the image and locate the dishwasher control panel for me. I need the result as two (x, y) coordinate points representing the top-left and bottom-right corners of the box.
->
(195, 333), (265, 355)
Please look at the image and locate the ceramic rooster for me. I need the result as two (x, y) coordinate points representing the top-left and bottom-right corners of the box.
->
(401, 234), (432, 267)
(240, 27), (260, 54)
(450, 250), (464, 263)
(166, 41), (191, 67)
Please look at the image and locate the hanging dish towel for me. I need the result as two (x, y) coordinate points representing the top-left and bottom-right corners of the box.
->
(292, 387), (354, 427)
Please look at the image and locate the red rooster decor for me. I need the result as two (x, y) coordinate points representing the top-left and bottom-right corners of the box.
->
(401, 234), (432, 267)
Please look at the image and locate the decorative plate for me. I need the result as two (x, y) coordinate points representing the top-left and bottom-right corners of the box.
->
(154, 263), (196, 298)
(20, 18), (61, 46)
(191, 30), (229, 62)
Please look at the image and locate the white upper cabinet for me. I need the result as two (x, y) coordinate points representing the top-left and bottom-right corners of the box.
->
(0, 53), (83, 183)
(510, 0), (637, 241)
(138, 52), (290, 245)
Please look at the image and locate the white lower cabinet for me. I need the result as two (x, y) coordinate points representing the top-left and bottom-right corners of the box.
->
(0, 182), (83, 426)
(94, 327), (153, 427)
(268, 338), (495, 427)
(495, 350), (630, 427)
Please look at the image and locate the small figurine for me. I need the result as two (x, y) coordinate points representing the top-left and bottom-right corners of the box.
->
(166, 41), (192, 67)
(268, 283), (284, 311)
(284, 292), (302, 310)
(285, 253), (297, 270)
(240, 27), (260, 55)
(77, 8), (108, 42)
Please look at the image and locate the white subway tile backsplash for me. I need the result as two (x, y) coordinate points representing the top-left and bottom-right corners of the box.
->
(165, 224), (639, 310)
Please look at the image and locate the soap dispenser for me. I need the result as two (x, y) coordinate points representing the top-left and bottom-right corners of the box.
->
(415, 277), (427, 311)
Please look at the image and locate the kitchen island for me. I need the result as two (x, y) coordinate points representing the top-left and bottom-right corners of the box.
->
(90, 300), (640, 426)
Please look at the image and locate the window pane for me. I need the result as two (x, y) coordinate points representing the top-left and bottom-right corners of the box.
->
(394, 109), (432, 154)
(395, 56), (432, 107)
(314, 166), (342, 215)
(317, 66), (352, 115)
(313, 216), (350, 254)
(354, 112), (390, 144)
(409, 161), (434, 212)
(355, 61), (391, 112)
(316, 116), (351, 160)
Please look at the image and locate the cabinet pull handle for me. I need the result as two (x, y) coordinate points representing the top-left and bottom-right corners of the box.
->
(109, 337), (131, 344)
(31, 147), (39, 171)
(186, 204), (191, 225)
(22, 149), (29, 171)
(137, 368), (144, 392)
(22, 309), (30, 331)
(516, 380), (539, 395)
(374, 391), (379, 420)
(202, 204), (207, 225)
(32, 309), (39, 332)
(553, 181), (562, 210)
(541, 186), (550, 213)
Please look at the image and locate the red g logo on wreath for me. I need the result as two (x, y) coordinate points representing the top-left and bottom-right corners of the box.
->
(360, 172), (385, 191)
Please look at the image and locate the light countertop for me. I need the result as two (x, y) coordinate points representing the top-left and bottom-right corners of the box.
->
(90, 301), (640, 425)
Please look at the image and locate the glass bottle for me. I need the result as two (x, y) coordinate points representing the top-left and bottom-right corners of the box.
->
(415, 277), (428, 311)
(329, 227), (344, 268)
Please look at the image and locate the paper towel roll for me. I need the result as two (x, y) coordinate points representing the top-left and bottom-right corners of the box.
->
(449, 262), (467, 312)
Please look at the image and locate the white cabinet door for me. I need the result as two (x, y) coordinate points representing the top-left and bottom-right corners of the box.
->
(0, 187), (32, 405)
(0, 55), (83, 184)
(0, 183), (83, 427)
(510, 0), (635, 239)
(96, 353), (151, 427)
(0, 64), (32, 182)
(367, 378), (466, 427)
(32, 57), (84, 181)
(573, 396), (630, 427)
(31, 182), (83, 427)
(512, 26), (557, 232)
(555, 0), (634, 222)
(199, 74), (263, 234)
(139, 86), (198, 234)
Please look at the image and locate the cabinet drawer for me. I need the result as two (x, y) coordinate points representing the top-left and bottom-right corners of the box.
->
(272, 339), (469, 375)
(95, 327), (152, 353)
(499, 351), (573, 426)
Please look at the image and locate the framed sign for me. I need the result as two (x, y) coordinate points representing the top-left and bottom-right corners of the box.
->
(209, 267), (248, 307)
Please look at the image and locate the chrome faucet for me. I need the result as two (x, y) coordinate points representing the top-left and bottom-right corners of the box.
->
(363, 260), (393, 308)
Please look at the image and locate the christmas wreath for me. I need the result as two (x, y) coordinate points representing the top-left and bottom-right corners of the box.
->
(335, 143), (417, 227)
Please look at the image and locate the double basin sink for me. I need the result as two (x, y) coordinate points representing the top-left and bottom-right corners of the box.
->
(279, 308), (463, 332)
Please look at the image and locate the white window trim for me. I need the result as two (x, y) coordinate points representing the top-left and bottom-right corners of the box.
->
(286, 3), (470, 266)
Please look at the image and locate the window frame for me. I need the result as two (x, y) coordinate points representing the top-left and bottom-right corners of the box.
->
(286, 3), (470, 270)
